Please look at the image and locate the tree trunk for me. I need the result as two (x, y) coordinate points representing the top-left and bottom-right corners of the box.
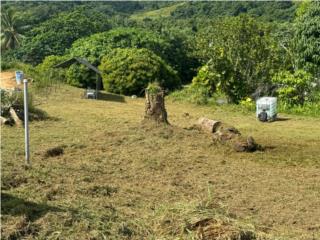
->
(144, 89), (168, 124)
(197, 117), (221, 133)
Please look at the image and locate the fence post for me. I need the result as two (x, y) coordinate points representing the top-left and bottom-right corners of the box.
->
(23, 79), (30, 166)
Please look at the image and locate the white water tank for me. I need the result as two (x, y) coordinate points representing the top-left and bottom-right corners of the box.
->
(256, 97), (277, 121)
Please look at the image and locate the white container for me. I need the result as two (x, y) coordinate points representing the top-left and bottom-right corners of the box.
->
(256, 97), (277, 121)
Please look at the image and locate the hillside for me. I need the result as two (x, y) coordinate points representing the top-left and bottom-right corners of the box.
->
(130, 3), (185, 21)
(130, 1), (298, 23)
(171, 1), (297, 22)
(2, 85), (320, 239)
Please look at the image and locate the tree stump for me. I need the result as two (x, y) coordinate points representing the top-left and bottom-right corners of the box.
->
(144, 87), (168, 124)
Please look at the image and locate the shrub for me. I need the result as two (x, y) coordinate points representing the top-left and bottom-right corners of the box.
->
(36, 55), (68, 73)
(272, 70), (313, 106)
(191, 65), (217, 95)
(66, 64), (97, 88)
(99, 48), (180, 95)
(239, 97), (255, 111)
(169, 84), (211, 105)
(67, 28), (174, 87)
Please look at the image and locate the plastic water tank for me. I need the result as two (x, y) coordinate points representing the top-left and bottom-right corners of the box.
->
(256, 97), (277, 121)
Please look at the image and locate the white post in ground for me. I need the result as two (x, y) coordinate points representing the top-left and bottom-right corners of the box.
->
(23, 79), (30, 166)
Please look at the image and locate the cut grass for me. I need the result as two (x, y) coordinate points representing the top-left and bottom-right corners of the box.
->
(1, 85), (320, 239)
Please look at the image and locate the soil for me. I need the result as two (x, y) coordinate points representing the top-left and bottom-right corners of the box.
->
(0, 71), (22, 90)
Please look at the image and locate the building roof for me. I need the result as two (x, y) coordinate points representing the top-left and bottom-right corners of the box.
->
(53, 57), (101, 75)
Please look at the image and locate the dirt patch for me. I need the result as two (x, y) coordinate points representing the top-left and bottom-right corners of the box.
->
(44, 146), (65, 158)
(0, 71), (21, 90)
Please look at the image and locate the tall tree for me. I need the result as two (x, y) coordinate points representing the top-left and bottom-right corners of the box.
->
(195, 15), (281, 103)
(294, 1), (320, 77)
(1, 8), (26, 51)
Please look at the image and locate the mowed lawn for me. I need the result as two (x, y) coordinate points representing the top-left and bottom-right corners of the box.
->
(2, 85), (320, 239)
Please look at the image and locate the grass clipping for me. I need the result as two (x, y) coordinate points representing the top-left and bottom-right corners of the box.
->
(143, 199), (274, 240)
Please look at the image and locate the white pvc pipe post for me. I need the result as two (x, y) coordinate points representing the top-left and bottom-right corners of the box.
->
(23, 79), (30, 166)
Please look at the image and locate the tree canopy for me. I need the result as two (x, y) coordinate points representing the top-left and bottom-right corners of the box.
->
(16, 9), (111, 64)
(99, 48), (180, 95)
(294, 1), (320, 77)
(195, 16), (281, 103)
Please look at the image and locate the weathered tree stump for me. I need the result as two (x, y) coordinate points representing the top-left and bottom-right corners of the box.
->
(144, 85), (168, 124)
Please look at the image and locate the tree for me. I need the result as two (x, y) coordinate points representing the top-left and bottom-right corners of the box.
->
(195, 15), (281, 103)
(294, 1), (320, 77)
(99, 48), (180, 95)
(1, 8), (27, 51)
(67, 27), (174, 86)
(17, 9), (111, 64)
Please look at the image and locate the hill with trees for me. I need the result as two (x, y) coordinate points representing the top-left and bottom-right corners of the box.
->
(1, 1), (319, 115)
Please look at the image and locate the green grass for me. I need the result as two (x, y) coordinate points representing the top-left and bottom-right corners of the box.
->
(130, 3), (185, 21)
(2, 85), (320, 239)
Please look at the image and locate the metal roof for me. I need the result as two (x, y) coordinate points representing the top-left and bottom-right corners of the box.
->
(53, 57), (101, 74)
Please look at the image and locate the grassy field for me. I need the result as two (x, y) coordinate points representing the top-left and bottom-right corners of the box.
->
(1, 85), (320, 239)
(130, 3), (184, 21)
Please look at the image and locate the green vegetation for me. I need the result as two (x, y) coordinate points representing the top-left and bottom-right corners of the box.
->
(17, 9), (111, 64)
(195, 15), (281, 103)
(99, 48), (180, 95)
(272, 70), (313, 106)
(294, 1), (320, 77)
(130, 3), (184, 20)
(171, 1), (297, 22)
(0, 8), (26, 51)
(4, 1), (317, 114)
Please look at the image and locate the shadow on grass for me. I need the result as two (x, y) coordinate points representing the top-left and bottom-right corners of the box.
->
(29, 108), (60, 122)
(275, 117), (291, 122)
(1, 192), (63, 221)
(97, 92), (126, 103)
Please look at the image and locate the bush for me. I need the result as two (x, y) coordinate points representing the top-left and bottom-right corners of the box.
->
(272, 70), (313, 106)
(36, 55), (68, 73)
(169, 84), (212, 105)
(239, 97), (255, 111)
(66, 28), (174, 87)
(66, 64), (97, 88)
(191, 65), (217, 95)
(98, 48), (180, 95)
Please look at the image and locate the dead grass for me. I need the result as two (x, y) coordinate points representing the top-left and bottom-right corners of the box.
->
(1, 85), (320, 239)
